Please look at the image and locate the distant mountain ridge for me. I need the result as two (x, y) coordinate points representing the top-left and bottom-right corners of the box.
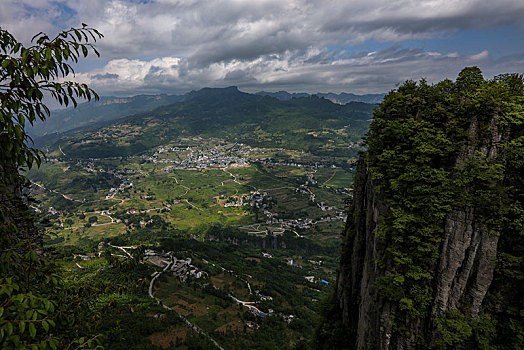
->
(254, 91), (310, 100)
(28, 94), (183, 137)
(255, 90), (385, 104)
(47, 86), (376, 160)
(30, 87), (382, 140)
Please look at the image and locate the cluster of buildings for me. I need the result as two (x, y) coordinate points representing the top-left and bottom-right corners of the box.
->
(223, 191), (268, 209)
(105, 179), (133, 200)
(75, 161), (140, 201)
(304, 276), (329, 284)
(254, 289), (273, 301)
(144, 251), (207, 282)
(255, 158), (339, 169)
(296, 184), (316, 202)
(145, 144), (252, 170)
(144, 142), (350, 173)
(250, 191), (268, 209)
(48, 206), (59, 215)
(286, 258), (300, 268)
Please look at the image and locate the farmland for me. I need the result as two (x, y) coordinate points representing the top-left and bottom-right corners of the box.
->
(28, 138), (355, 246)
(27, 136), (359, 349)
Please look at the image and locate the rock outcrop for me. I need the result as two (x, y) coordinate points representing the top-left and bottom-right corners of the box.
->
(324, 68), (524, 349)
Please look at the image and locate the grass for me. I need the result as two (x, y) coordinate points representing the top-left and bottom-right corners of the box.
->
(314, 167), (353, 189)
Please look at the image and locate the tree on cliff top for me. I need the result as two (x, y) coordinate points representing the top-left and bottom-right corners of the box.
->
(315, 67), (524, 349)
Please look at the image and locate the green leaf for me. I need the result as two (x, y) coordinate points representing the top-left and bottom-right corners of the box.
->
(19, 321), (26, 334)
(21, 48), (29, 64)
(42, 320), (49, 332)
(28, 322), (36, 338)
(14, 125), (23, 140)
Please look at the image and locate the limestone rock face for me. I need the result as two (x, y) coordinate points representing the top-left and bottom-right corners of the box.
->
(333, 81), (523, 349)
(337, 157), (393, 348)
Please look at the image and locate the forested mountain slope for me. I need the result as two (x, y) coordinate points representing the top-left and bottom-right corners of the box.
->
(315, 67), (524, 349)
(30, 88), (381, 140)
(50, 86), (375, 160)
(28, 94), (182, 137)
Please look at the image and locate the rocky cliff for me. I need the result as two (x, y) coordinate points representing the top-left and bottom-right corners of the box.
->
(316, 68), (524, 349)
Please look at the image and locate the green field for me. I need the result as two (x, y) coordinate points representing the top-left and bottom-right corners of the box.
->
(28, 136), (351, 349)
(29, 139), (352, 246)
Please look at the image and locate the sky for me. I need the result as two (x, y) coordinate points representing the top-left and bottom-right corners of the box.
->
(1, 0), (524, 97)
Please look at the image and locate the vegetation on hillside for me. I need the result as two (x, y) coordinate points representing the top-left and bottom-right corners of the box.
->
(46, 87), (374, 160)
(315, 67), (524, 348)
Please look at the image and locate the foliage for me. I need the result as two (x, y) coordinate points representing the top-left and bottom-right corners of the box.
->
(363, 67), (524, 346)
(435, 311), (474, 347)
(0, 24), (102, 185)
(0, 237), (104, 349)
(316, 67), (524, 348)
(312, 291), (350, 349)
(0, 25), (103, 349)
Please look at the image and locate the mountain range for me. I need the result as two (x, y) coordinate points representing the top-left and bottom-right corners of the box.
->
(255, 91), (385, 104)
(41, 86), (376, 160)
(28, 88), (383, 139)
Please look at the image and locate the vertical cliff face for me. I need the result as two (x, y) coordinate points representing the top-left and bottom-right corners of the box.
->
(337, 157), (392, 348)
(323, 68), (524, 349)
(431, 115), (507, 322)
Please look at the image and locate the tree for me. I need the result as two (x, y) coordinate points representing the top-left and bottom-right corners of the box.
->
(0, 25), (103, 349)
(317, 67), (524, 349)
(1, 24), (102, 185)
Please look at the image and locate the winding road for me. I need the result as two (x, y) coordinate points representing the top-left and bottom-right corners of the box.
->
(148, 252), (224, 350)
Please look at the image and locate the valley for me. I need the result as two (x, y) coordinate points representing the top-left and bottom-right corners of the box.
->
(18, 87), (375, 348)
(27, 131), (363, 348)
(29, 137), (358, 241)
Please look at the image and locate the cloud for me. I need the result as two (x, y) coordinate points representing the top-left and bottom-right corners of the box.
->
(3, 1), (524, 59)
(63, 46), (500, 95)
(470, 50), (489, 61)
(2, 0), (524, 94)
(92, 73), (119, 80)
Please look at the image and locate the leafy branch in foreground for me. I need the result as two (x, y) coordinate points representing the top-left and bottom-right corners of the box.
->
(1, 25), (104, 349)
(0, 24), (103, 185)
